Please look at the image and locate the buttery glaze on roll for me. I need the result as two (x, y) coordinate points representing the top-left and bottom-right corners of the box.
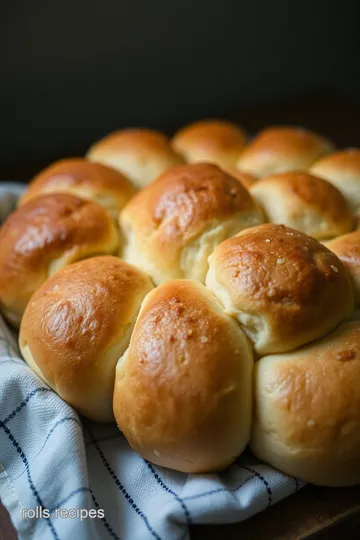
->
(19, 256), (153, 422)
(206, 224), (353, 355)
(0, 194), (119, 327)
(250, 171), (353, 240)
(20, 158), (136, 218)
(87, 128), (183, 188)
(251, 322), (360, 486)
(310, 148), (360, 216)
(113, 280), (253, 473)
(325, 230), (360, 306)
(120, 163), (264, 284)
(171, 119), (247, 168)
(236, 126), (334, 177)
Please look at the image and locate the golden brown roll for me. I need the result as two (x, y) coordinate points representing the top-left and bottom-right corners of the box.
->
(87, 128), (183, 188)
(310, 149), (360, 216)
(250, 171), (353, 240)
(113, 279), (253, 473)
(20, 158), (136, 218)
(251, 321), (360, 486)
(171, 119), (247, 168)
(236, 126), (334, 177)
(206, 223), (353, 354)
(19, 256), (153, 422)
(324, 230), (360, 306)
(120, 163), (264, 284)
(0, 194), (119, 327)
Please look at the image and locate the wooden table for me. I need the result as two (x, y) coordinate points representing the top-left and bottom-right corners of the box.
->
(192, 485), (360, 539)
(1, 92), (360, 539)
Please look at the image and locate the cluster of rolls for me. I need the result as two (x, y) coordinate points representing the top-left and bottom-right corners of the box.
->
(2, 120), (360, 486)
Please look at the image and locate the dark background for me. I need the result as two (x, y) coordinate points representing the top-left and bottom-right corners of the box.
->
(1, 0), (360, 177)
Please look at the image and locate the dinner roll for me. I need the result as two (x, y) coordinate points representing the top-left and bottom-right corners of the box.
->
(0, 194), (119, 327)
(310, 149), (360, 216)
(20, 158), (136, 218)
(325, 230), (360, 306)
(250, 172), (353, 240)
(120, 163), (264, 284)
(251, 321), (360, 486)
(87, 128), (183, 188)
(206, 224), (353, 354)
(171, 119), (247, 168)
(19, 256), (153, 422)
(113, 280), (253, 473)
(236, 126), (334, 177)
